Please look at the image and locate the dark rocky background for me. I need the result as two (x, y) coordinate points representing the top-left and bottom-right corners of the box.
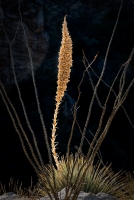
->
(0, 0), (134, 190)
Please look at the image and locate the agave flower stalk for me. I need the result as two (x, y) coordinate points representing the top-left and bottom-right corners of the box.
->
(51, 15), (73, 169)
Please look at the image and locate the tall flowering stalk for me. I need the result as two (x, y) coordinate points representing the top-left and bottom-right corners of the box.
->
(51, 15), (73, 169)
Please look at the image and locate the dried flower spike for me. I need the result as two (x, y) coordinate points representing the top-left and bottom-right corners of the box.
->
(51, 15), (73, 169)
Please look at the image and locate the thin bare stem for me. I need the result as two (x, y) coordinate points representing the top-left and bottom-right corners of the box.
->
(85, 57), (134, 129)
(18, 1), (60, 198)
(2, 13), (44, 169)
(114, 47), (134, 107)
(1, 6), (45, 168)
(10, 44), (44, 168)
(18, 0), (53, 168)
(77, 0), (123, 157)
(65, 53), (98, 195)
(0, 84), (39, 174)
(66, 1), (125, 197)
(0, 79), (42, 169)
(82, 51), (103, 109)
(87, 57), (125, 161)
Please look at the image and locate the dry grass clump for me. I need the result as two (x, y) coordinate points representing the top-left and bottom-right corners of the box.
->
(0, 178), (36, 198)
(37, 153), (127, 200)
(123, 172), (134, 199)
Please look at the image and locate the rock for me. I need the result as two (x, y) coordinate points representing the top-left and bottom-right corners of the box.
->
(0, 188), (117, 200)
(0, 193), (28, 200)
(40, 188), (117, 200)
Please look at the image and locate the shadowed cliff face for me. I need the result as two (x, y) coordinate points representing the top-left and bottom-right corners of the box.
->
(0, 0), (48, 86)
